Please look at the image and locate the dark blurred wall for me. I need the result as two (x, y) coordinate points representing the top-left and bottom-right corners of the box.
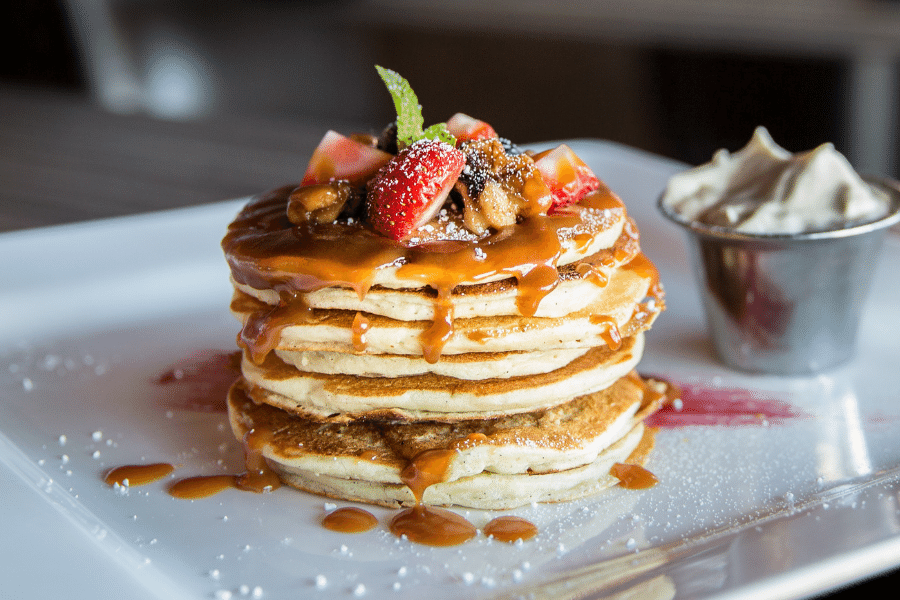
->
(0, 1), (85, 90)
(649, 49), (846, 166)
(0, 0), (854, 169)
(370, 24), (848, 165)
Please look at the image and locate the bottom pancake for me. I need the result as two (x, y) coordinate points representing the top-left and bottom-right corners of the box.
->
(227, 374), (667, 509)
(270, 424), (653, 510)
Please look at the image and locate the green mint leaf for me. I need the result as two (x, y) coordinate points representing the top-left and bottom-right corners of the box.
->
(375, 65), (455, 148)
(422, 123), (456, 145)
(376, 65), (423, 147)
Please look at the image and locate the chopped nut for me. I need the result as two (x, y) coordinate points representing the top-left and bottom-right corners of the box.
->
(478, 180), (517, 229)
(460, 139), (552, 219)
(455, 181), (489, 235)
(287, 181), (352, 225)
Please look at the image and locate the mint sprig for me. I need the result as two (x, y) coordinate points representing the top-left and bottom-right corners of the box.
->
(376, 65), (455, 148)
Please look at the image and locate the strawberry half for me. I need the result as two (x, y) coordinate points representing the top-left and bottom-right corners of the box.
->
(446, 113), (498, 144)
(532, 144), (600, 210)
(302, 130), (392, 187)
(367, 140), (466, 240)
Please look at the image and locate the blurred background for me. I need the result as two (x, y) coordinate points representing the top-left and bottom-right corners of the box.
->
(3, 0), (900, 232)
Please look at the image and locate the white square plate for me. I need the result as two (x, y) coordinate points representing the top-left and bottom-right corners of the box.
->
(2, 141), (899, 600)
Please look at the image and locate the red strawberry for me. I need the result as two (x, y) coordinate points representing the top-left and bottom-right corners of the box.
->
(367, 140), (466, 240)
(302, 130), (392, 187)
(532, 144), (600, 209)
(446, 113), (498, 144)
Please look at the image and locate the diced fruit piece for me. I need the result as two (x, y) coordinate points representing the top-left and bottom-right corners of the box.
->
(367, 140), (466, 241)
(301, 131), (392, 187)
(446, 113), (498, 144)
(532, 144), (600, 209)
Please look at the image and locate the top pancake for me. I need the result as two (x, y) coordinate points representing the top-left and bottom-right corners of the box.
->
(222, 183), (631, 296)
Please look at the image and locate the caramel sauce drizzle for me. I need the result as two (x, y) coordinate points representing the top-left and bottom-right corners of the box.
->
(104, 463), (174, 487)
(322, 507), (378, 533)
(625, 371), (669, 413)
(351, 312), (370, 353)
(419, 292), (455, 364)
(387, 436), (538, 547)
(576, 262), (610, 288)
(165, 428), (281, 500)
(234, 428), (282, 493)
(398, 448), (457, 504)
(388, 448), (478, 546)
(589, 315), (623, 351)
(169, 475), (236, 499)
(483, 515), (539, 543)
(222, 185), (631, 364)
(240, 293), (312, 364)
(389, 504), (477, 547)
(609, 462), (658, 489)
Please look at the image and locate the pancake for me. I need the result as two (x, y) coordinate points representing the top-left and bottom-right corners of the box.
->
(227, 374), (666, 509)
(240, 333), (645, 421)
(230, 258), (662, 359)
(222, 182), (631, 295)
(220, 121), (667, 511)
(275, 347), (591, 380)
(230, 221), (643, 324)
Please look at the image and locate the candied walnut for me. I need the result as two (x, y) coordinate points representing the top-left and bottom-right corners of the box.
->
(287, 181), (352, 226)
(478, 180), (517, 228)
(455, 180), (517, 234)
(460, 139), (552, 218)
(454, 139), (553, 234)
(455, 180), (489, 234)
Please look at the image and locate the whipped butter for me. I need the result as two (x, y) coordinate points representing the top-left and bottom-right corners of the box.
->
(661, 127), (891, 234)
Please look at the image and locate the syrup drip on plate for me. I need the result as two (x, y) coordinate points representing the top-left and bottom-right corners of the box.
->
(322, 507), (378, 533)
(104, 463), (174, 487)
(389, 447), (478, 546)
(168, 475), (236, 499)
(483, 516), (538, 543)
(165, 428), (281, 500)
(389, 505), (477, 547)
(609, 463), (659, 489)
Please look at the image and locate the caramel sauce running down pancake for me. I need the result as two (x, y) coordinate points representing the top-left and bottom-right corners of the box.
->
(166, 428), (282, 500)
(389, 446), (480, 546)
(223, 183), (633, 363)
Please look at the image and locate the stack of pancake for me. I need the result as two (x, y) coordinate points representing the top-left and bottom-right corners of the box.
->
(222, 178), (666, 510)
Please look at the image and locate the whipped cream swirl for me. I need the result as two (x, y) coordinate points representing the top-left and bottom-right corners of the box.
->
(661, 127), (891, 234)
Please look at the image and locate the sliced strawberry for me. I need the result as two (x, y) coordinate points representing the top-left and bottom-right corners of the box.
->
(532, 144), (600, 209)
(367, 140), (466, 240)
(301, 130), (392, 187)
(446, 113), (498, 144)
